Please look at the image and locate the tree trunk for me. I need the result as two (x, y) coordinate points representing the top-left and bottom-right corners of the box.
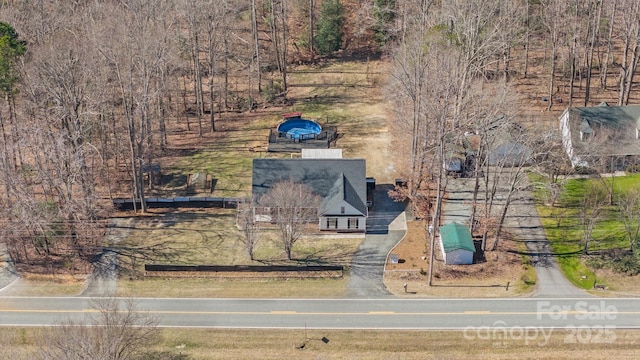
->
(548, 42), (557, 111)
(569, 43), (575, 107)
(624, 26), (640, 105)
(428, 119), (448, 286)
(280, 0), (288, 92)
(601, 0), (617, 89)
(252, 0), (262, 92)
(270, 0), (282, 80)
(309, 0), (315, 56)
(584, 0), (602, 106)
(523, 2), (530, 79)
(618, 24), (632, 105)
(208, 31), (216, 132)
(190, 13), (203, 137)
(182, 76), (191, 132)
(224, 34), (229, 110)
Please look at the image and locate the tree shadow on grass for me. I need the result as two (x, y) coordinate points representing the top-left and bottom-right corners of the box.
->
(506, 249), (584, 257)
(105, 241), (185, 275)
(256, 245), (356, 266)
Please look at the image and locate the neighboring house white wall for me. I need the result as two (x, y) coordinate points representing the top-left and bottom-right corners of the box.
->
(559, 109), (575, 163)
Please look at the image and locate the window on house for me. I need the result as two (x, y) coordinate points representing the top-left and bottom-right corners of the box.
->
(580, 131), (587, 141)
(348, 218), (359, 229)
(340, 206), (345, 214)
(326, 218), (338, 229)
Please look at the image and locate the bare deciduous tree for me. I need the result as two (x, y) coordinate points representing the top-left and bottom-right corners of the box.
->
(268, 0), (289, 92)
(580, 182), (607, 254)
(237, 198), (261, 261)
(600, 0), (618, 90)
(616, 0), (640, 105)
(489, 129), (536, 251)
(258, 180), (320, 260)
(443, 0), (523, 118)
(95, 0), (174, 212)
(39, 297), (159, 360)
(540, 0), (567, 111)
(618, 188), (640, 252)
(461, 80), (518, 248)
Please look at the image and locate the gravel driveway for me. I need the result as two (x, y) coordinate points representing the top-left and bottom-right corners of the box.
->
(443, 174), (589, 298)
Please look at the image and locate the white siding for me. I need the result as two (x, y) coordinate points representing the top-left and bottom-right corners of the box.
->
(559, 109), (575, 162)
(323, 200), (364, 216)
(319, 216), (366, 231)
(444, 249), (474, 265)
(439, 236), (474, 265)
(301, 149), (343, 158)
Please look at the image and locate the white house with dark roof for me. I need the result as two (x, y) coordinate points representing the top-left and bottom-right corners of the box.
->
(252, 158), (367, 232)
(559, 103), (640, 167)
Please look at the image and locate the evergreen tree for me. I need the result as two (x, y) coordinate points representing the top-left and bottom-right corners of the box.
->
(373, 0), (396, 46)
(314, 0), (344, 55)
(0, 22), (27, 96)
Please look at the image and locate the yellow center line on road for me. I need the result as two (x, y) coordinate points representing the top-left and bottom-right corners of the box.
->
(464, 311), (491, 314)
(369, 311), (395, 314)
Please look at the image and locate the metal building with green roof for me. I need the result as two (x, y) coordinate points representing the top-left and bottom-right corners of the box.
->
(439, 222), (475, 265)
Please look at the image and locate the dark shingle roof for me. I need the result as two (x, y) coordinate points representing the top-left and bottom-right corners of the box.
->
(252, 158), (367, 215)
(566, 105), (640, 156)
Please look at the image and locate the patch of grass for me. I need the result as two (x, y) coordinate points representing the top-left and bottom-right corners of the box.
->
(118, 209), (362, 268)
(612, 173), (640, 192)
(557, 256), (596, 289)
(5, 275), (86, 296)
(89, 59), (386, 298)
(169, 138), (275, 198)
(518, 257), (538, 292)
(155, 60), (387, 199)
(531, 173), (640, 290)
(527, 172), (549, 203)
(114, 208), (362, 297)
(117, 276), (348, 298)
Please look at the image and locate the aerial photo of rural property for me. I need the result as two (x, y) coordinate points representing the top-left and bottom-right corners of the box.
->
(3, 0), (640, 359)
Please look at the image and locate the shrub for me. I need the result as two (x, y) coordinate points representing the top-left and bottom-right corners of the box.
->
(574, 165), (597, 175)
(262, 80), (283, 103)
(314, 0), (344, 55)
(626, 164), (640, 173)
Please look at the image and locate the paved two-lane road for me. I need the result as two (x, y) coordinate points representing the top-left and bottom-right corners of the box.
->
(1, 296), (638, 330)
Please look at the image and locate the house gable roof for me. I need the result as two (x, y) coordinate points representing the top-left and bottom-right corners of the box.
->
(566, 105), (640, 156)
(319, 173), (366, 215)
(252, 158), (367, 216)
(439, 222), (476, 253)
(571, 104), (640, 130)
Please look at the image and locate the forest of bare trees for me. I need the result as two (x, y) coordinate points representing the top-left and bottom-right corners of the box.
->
(386, 0), (640, 256)
(1, 0), (640, 273)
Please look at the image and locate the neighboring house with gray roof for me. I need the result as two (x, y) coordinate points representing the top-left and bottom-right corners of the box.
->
(252, 158), (367, 232)
(559, 103), (640, 167)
